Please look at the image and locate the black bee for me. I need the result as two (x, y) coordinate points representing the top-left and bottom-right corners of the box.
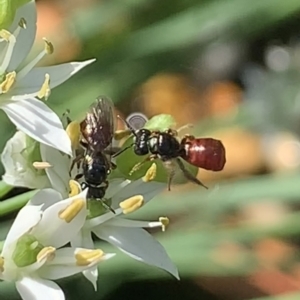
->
(72, 96), (116, 212)
(115, 113), (226, 191)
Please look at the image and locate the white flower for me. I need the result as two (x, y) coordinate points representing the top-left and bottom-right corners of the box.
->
(71, 164), (179, 289)
(0, 188), (115, 300)
(1, 131), (75, 197)
(0, 0), (95, 155)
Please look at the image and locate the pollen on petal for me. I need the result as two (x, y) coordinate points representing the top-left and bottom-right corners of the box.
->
(37, 246), (56, 263)
(75, 249), (104, 266)
(142, 163), (157, 182)
(59, 199), (85, 223)
(119, 195), (144, 214)
(0, 256), (4, 272)
(66, 121), (81, 149)
(0, 71), (16, 93)
(43, 38), (54, 54)
(69, 180), (82, 197)
(37, 73), (51, 100)
(159, 217), (169, 232)
(33, 161), (52, 170)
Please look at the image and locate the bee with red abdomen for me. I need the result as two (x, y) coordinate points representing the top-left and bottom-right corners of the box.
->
(114, 114), (226, 190)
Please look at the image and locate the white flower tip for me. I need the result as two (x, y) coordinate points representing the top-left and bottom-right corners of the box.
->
(103, 253), (116, 260)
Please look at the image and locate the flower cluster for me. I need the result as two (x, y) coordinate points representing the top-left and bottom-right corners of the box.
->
(0, 2), (178, 300)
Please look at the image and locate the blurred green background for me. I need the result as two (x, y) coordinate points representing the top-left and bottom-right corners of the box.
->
(3, 0), (300, 299)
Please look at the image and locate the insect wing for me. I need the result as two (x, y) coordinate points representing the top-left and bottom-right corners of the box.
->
(80, 96), (115, 151)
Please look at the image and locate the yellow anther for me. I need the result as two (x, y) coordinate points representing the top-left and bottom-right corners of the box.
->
(119, 195), (144, 214)
(159, 217), (169, 232)
(33, 161), (52, 170)
(0, 256), (4, 272)
(0, 71), (16, 93)
(37, 73), (51, 100)
(59, 199), (85, 223)
(0, 29), (12, 41)
(37, 246), (56, 263)
(69, 180), (82, 197)
(66, 121), (81, 149)
(75, 249), (104, 266)
(43, 38), (54, 54)
(18, 18), (27, 29)
(142, 163), (157, 182)
(114, 129), (131, 140)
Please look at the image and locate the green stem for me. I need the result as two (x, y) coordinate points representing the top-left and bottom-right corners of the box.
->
(0, 181), (13, 198)
(0, 190), (37, 217)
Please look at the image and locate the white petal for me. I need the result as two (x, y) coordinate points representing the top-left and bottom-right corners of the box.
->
(40, 143), (71, 197)
(70, 229), (98, 290)
(93, 226), (179, 279)
(83, 267), (98, 291)
(6, 1), (37, 72)
(2, 205), (42, 257)
(27, 188), (63, 211)
(1, 130), (50, 189)
(38, 247), (114, 280)
(31, 190), (87, 248)
(16, 277), (64, 300)
(70, 229), (94, 248)
(111, 179), (165, 209)
(2, 97), (72, 155)
(105, 178), (131, 199)
(13, 59), (96, 95)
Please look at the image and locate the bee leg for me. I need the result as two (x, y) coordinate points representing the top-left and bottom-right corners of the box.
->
(176, 158), (208, 189)
(75, 173), (84, 181)
(162, 160), (176, 191)
(111, 162), (117, 170)
(70, 153), (84, 176)
(129, 154), (158, 175)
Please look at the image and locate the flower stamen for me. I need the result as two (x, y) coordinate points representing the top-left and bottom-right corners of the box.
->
(69, 180), (82, 197)
(0, 71), (16, 93)
(0, 31), (16, 74)
(37, 73), (51, 100)
(37, 246), (56, 263)
(32, 161), (52, 170)
(159, 217), (169, 232)
(66, 121), (81, 149)
(119, 195), (144, 214)
(0, 256), (4, 272)
(59, 199), (85, 223)
(18, 18), (27, 29)
(75, 249), (104, 266)
(17, 38), (54, 80)
(143, 163), (157, 182)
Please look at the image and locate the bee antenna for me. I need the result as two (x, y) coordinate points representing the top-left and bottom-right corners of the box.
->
(117, 115), (137, 136)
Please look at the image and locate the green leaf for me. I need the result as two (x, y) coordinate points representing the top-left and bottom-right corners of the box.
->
(0, 0), (31, 29)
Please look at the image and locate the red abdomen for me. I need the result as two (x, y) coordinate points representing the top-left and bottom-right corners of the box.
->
(181, 137), (226, 171)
